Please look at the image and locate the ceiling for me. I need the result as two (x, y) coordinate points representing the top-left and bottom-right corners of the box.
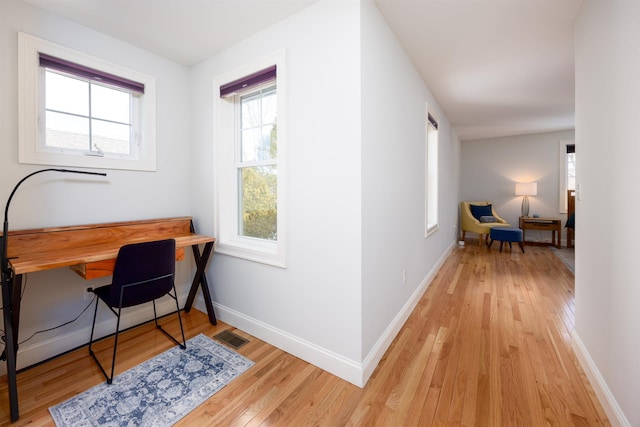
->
(375, 0), (583, 141)
(22, 0), (583, 141)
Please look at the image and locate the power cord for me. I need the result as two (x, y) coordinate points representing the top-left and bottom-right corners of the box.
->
(0, 287), (96, 360)
(18, 294), (96, 346)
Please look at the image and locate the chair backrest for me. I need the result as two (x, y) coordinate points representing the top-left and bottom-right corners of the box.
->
(107, 239), (176, 308)
(461, 201), (490, 221)
(461, 201), (501, 219)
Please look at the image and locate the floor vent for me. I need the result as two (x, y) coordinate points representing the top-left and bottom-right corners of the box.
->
(213, 330), (249, 349)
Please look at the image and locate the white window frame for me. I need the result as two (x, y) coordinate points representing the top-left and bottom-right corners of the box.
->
(18, 32), (157, 171)
(213, 51), (287, 267)
(558, 139), (575, 213)
(425, 108), (439, 237)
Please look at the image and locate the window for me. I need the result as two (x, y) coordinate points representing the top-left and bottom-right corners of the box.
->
(238, 85), (277, 240)
(42, 58), (140, 158)
(214, 52), (286, 267)
(425, 110), (439, 237)
(19, 32), (157, 171)
(559, 140), (575, 213)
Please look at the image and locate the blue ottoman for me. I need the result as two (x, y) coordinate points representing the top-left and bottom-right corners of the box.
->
(489, 227), (524, 253)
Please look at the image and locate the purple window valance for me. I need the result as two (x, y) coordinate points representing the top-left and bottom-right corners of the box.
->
(219, 65), (276, 98)
(39, 53), (145, 94)
(428, 113), (438, 130)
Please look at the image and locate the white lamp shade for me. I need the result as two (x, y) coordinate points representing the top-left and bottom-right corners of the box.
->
(515, 182), (537, 196)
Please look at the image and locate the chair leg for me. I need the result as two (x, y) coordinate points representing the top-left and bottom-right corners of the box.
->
(88, 297), (99, 355)
(92, 287), (187, 385)
(519, 241), (525, 253)
(108, 308), (123, 384)
(152, 286), (187, 350)
(499, 241), (504, 252)
(173, 286), (186, 348)
(88, 297), (118, 384)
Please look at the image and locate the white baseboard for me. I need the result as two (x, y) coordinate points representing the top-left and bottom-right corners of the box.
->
(360, 241), (455, 385)
(211, 303), (365, 386)
(194, 241), (455, 388)
(571, 329), (630, 427)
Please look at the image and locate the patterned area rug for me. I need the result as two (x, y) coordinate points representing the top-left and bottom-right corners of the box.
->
(49, 334), (254, 426)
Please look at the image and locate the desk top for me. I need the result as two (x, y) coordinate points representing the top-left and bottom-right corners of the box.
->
(4, 217), (214, 276)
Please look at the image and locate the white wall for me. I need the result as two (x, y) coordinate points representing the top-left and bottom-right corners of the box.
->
(461, 130), (575, 242)
(360, 0), (460, 369)
(0, 0), (193, 373)
(190, 1), (365, 384)
(573, 2), (640, 425)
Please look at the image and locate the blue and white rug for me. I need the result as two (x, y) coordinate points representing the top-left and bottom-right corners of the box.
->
(49, 333), (254, 426)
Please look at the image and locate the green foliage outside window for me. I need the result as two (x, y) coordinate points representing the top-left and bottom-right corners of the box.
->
(240, 122), (277, 240)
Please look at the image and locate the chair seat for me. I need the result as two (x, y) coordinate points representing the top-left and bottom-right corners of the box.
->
(93, 285), (110, 301)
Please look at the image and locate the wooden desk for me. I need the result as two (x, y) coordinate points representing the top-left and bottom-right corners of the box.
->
(1, 217), (216, 422)
(519, 216), (562, 249)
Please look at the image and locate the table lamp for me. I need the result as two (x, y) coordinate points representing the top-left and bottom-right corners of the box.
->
(515, 182), (537, 217)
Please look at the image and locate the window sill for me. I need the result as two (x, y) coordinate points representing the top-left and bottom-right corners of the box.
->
(426, 224), (439, 238)
(215, 240), (286, 268)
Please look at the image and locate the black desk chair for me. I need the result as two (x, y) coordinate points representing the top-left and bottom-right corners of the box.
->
(88, 238), (186, 384)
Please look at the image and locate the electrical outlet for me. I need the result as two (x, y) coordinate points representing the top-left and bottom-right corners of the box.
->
(402, 270), (407, 285)
(84, 286), (94, 301)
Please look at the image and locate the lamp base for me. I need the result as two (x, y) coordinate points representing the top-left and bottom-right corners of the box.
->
(521, 196), (530, 217)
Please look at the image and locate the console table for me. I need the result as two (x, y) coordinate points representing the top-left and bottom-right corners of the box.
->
(1, 217), (216, 421)
(519, 216), (562, 249)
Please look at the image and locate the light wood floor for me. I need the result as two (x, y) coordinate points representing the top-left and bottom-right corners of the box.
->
(0, 242), (609, 426)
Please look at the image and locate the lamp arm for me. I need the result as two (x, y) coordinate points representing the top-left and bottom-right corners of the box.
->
(2, 169), (107, 277)
(0, 168), (106, 367)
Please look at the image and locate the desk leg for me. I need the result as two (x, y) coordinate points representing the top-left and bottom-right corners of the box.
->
(1, 273), (23, 422)
(184, 241), (217, 325)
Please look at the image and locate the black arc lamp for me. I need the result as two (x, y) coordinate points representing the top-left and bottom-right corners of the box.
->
(1, 168), (106, 421)
(1, 168), (107, 284)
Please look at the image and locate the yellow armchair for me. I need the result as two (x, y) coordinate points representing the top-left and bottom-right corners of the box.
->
(460, 201), (510, 245)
